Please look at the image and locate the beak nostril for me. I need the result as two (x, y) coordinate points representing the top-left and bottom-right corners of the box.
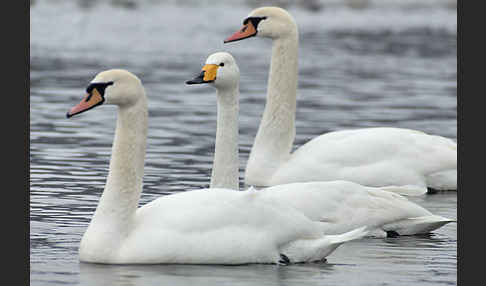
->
(85, 93), (93, 102)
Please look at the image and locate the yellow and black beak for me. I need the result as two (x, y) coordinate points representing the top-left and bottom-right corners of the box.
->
(186, 64), (219, 85)
(224, 16), (266, 43)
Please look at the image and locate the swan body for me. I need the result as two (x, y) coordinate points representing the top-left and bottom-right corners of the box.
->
(68, 69), (366, 265)
(113, 188), (367, 264)
(260, 181), (454, 237)
(187, 52), (453, 238)
(265, 127), (457, 195)
(80, 186), (367, 264)
(224, 7), (457, 194)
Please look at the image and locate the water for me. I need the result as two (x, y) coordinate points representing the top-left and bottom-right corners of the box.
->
(30, 1), (457, 285)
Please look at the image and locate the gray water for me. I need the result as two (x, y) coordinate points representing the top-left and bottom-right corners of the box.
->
(30, 0), (457, 285)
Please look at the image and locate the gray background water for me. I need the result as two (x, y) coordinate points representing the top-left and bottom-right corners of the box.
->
(30, 0), (457, 285)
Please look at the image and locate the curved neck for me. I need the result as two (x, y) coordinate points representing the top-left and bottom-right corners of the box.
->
(91, 96), (148, 229)
(210, 86), (240, 190)
(246, 31), (298, 183)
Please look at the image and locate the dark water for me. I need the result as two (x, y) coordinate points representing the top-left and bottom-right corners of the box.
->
(30, 1), (457, 285)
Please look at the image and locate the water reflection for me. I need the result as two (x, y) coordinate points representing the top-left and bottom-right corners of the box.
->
(79, 262), (339, 286)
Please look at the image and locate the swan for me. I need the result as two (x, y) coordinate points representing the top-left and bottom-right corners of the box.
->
(223, 7), (457, 195)
(66, 69), (368, 265)
(186, 52), (453, 238)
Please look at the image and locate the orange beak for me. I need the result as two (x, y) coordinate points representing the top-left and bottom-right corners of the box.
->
(224, 20), (257, 43)
(66, 88), (104, 118)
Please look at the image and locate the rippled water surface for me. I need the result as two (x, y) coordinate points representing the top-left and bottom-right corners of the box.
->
(30, 0), (457, 285)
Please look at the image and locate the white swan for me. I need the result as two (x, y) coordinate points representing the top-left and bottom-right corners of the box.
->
(224, 7), (457, 195)
(66, 69), (367, 265)
(186, 52), (453, 238)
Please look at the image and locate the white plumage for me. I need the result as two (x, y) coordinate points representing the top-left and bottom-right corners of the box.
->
(266, 127), (457, 195)
(224, 7), (457, 193)
(69, 69), (366, 265)
(188, 52), (453, 240)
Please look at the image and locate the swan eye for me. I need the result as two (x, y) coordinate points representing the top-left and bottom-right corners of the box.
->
(219, 63), (225, 67)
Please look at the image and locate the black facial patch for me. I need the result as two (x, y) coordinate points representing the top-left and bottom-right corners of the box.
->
(243, 16), (267, 29)
(85, 81), (114, 101)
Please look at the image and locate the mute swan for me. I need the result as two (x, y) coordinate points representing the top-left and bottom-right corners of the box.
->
(66, 69), (367, 265)
(224, 7), (457, 195)
(186, 52), (453, 238)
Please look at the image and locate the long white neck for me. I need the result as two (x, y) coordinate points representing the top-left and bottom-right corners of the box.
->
(245, 30), (298, 185)
(90, 95), (148, 232)
(210, 86), (240, 190)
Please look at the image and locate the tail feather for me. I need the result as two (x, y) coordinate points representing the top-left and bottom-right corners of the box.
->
(426, 169), (457, 191)
(278, 226), (369, 263)
(380, 185), (428, 196)
(313, 226), (369, 260)
(384, 215), (455, 235)
(327, 226), (369, 245)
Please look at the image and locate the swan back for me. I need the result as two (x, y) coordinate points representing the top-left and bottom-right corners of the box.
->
(260, 181), (453, 236)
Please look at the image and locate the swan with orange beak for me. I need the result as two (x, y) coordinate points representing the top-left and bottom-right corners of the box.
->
(66, 81), (113, 118)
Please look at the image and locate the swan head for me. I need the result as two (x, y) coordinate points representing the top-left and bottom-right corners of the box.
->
(185, 52), (239, 91)
(66, 69), (144, 118)
(224, 6), (297, 43)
